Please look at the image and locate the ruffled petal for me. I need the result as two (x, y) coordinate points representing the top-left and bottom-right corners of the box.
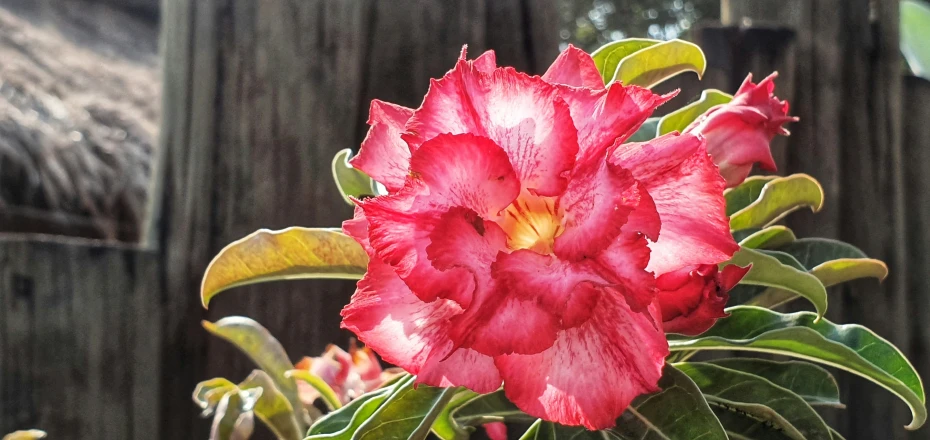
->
(610, 133), (738, 276)
(351, 100), (415, 192)
(342, 206), (373, 255)
(407, 133), (521, 217)
(361, 133), (519, 305)
(404, 62), (579, 196)
(341, 259), (501, 393)
(592, 232), (657, 312)
(542, 45), (604, 89)
(495, 294), (668, 430)
(558, 85), (673, 166)
(554, 160), (643, 261)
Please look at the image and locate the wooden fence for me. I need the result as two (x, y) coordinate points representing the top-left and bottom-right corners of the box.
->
(2, 0), (929, 439)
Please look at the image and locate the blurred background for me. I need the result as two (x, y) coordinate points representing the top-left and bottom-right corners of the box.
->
(0, 0), (927, 438)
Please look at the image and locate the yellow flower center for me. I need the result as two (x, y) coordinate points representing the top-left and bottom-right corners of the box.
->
(498, 192), (564, 254)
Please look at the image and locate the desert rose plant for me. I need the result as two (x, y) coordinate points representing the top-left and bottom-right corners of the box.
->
(195, 39), (926, 440)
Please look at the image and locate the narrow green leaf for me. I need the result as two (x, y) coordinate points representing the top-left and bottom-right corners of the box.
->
(590, 39), (660, 83)
(725, 176), (780, 216)
(353, 378), (460, 440)
(901, 0), (930, 80)
(725, 247), (828, 320)
(613, 39), (707, 88)
(332, 148), (378, 205)
(286, 369), (343, 411)
(201, 228), (368, 307)
(677, 362), (831, 440)
(432, 389), (480, 440)
(738, 226), (797, 250)
(730, 174), (825, 231)
(519, 420), (544, 440)
(668, 306), (927, 430)
(202, 317), (307, 429)
(536, 422), (622, 440)
(708, 359), (843, 408)
(657, 89), (733, 135)
(2, 431), (47, 440)
(612, 364), (728, 440)
(194, 377), (240, 416)
(239, 370), (304, 440)
(627, 117), (660, 142)
(713, 407), (801, 440)
(210, 390), (258, 440)
(739, 239), (888, 309)
(453, 390), (534, 427)
(307, 387), (395, 437)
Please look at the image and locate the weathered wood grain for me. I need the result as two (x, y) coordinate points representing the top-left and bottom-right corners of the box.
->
(0, 236), (161, 439)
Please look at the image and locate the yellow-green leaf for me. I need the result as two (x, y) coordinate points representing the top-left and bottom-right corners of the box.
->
(202, 317), (308, 430)
(201, 227), (368, 307)
(2, 431), (47, 440)
(725, 176), (780, 216)
(812, 258), (888, 286)
(613, 39), (706, 88)
(332, 149), (379, 205)
(286, 369), (343, 411)
(210, 390), (258, 440)
(240, 370), (304, 440)
(590, 38), (660, 83)
(730, 174), (825, 231)
(194, 377), (240, 415)
(738, 226), (797, 249)
(657, 89), (733, 135)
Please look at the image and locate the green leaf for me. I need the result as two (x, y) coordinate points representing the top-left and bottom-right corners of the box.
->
(453, 390), (534, 427)
(613, 39), (707, 88)
(668, 306), (927, 430)
(725, 176), (780, 216)
(432, 390), (480, 440)
(533, 422), (622, 440)
(739, 239), (888, 309)
(202, 317), (307, 429)
(738, 226), (797, 250)
(712, 408), (799, 440)
(332, 148), (378, 205)
(239, 370), (304, 440)
(725, 247), (828, 320)
(201, 228), (368, 307)
(194, 377), (240, 416)
(307, 375), (456, 440)
(519, 420), (544, 440)
(612, 364), (728, 440)
(729, 174), (825, 231)
(590, 39), (660, 83)
(902, 0), (930, 80)
(708, 359), (843, 408)
(2, 431), (47, 440)
(677, 362), (831, 440)
(627, 117), (660, 142)
(307, 387), (395, 437)
(285, 369), (343, 411)
(210, 389), (259, 440)
(657, 89), (733, 135)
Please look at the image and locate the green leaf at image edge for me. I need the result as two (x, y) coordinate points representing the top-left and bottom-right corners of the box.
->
(668, 306), (926, 430)
(676, 362), (831, 440)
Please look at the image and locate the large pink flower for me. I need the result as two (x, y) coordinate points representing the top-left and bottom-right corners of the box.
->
(341, 46), (738, 429)
(684, 73), (797, 187)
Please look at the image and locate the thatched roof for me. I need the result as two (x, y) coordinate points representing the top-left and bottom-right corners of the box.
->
(0, 0), (159, 241)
